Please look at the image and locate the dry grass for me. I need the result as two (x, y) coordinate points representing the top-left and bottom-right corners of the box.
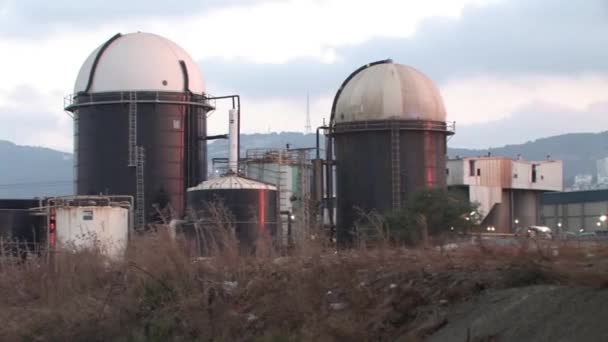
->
(0, 232), (608, 341)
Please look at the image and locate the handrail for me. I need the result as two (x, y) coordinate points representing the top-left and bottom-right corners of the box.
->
(64, 91), (215, 111)
(245, 148), (314, 164)
(46, 195), (134, 209)
(333, 119), (456, 134)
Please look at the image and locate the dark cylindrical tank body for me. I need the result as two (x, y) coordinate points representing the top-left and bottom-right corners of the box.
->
(72, 92), (209, 220)
(186, 176), (278, 254)
(0, 199), (45, 250)
(330, 60), (453, 244)
(333, 121), (449, 242)
(65, 32), (213, 225)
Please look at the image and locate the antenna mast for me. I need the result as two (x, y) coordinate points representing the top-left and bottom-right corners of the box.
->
(305, 93), (312, 134)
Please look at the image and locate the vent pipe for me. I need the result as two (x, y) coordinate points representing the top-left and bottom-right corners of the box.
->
(228, 108), (239, 173)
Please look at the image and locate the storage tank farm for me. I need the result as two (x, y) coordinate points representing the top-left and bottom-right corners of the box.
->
(330, 59), (454, 245)
(64, 32), (213, 229)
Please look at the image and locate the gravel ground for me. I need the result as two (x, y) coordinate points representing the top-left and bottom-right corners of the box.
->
(428, 285), (608, 342)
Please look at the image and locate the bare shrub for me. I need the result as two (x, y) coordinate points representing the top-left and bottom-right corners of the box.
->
(1, 221), (608, 341)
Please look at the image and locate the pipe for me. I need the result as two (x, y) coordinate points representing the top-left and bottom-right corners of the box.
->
(206, 94), (241, 167)
(312, 125), (329, 211)
(316, 125), (328, 159)
(228, 108), (239, 173)
(237, 96), (241, 166)
(202, 134), (229, 140)
(325, 127), (335, 231)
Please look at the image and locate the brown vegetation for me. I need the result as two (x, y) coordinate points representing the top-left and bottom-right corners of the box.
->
(1, 233), (608, 341)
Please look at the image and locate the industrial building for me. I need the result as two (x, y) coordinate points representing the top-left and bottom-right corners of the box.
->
(541, 189), (608, 234)
(326, 59), (454, 244)
(447, 156), (563, 233)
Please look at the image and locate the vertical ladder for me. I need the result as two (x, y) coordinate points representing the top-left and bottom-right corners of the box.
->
(390, 123), (401, 210)
(277, 156), (290, 246)
(126, 92), (145, 229)
(128, 92), (138, 167)
(135, 146), (145, 230)
(297, 151), (309, 239)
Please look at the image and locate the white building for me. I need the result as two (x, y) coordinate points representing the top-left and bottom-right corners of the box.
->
(570, 174), (594, 191)
(597, 157), (608, 187)
(447, 156), (563, 233)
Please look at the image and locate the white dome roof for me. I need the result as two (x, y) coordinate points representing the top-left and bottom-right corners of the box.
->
(334, 62), (446, 123)
(74, 32), (205, 94)
(187, 176), (277, 191)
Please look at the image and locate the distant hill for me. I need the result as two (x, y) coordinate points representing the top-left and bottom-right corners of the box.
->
(1, 131), (606, 198)
(0, 140), (73, 198)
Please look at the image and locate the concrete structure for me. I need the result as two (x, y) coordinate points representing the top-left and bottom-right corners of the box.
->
(541, 189), (608, 234)
(447, 156), (563, 233)
(330, 59), (453, 245)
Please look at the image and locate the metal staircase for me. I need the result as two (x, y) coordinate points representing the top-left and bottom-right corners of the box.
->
(390, 124), (401, 210)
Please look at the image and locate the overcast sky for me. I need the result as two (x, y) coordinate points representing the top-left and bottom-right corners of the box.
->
(0, 0), (607, 152)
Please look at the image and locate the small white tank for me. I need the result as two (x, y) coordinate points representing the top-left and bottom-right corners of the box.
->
(54, 203), (130, 259)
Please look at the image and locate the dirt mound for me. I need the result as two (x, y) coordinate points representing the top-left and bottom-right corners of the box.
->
(428, 285), (608, 342)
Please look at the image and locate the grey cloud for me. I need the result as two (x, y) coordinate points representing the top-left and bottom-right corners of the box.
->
(202, 0), (608, 97)
(448, 101), (608, 149)
(204, 58), (350, 99)
(0, 0), (260, 37)
(344, 0), (608, 80)
(0, 108), (61, 144)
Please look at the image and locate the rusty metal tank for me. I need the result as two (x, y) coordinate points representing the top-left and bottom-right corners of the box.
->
(330, 59), (453, 245)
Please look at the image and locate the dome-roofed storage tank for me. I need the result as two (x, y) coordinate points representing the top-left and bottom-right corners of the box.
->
(187, 109), (278, 254)
(187, 175), (278, 254)
(65, 32), (213, 229)
(330, 59), (453, 245)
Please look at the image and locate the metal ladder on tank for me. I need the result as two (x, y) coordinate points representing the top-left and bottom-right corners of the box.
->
(390, 123), (401, 210)
(297, 150), (310, 240)
(128, 92), (138, 167)
(277, 161), (290, 246)
(135, 146), (145, 230)
(127, 92), (145, 230)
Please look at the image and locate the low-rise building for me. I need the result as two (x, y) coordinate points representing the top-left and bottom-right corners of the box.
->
(447, 156), (563, 233)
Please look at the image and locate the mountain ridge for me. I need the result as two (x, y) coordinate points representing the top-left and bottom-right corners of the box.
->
(1, 131), (606, 198)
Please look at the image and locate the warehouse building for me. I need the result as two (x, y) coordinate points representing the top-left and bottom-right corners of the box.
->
(541, 189), (608, 234)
